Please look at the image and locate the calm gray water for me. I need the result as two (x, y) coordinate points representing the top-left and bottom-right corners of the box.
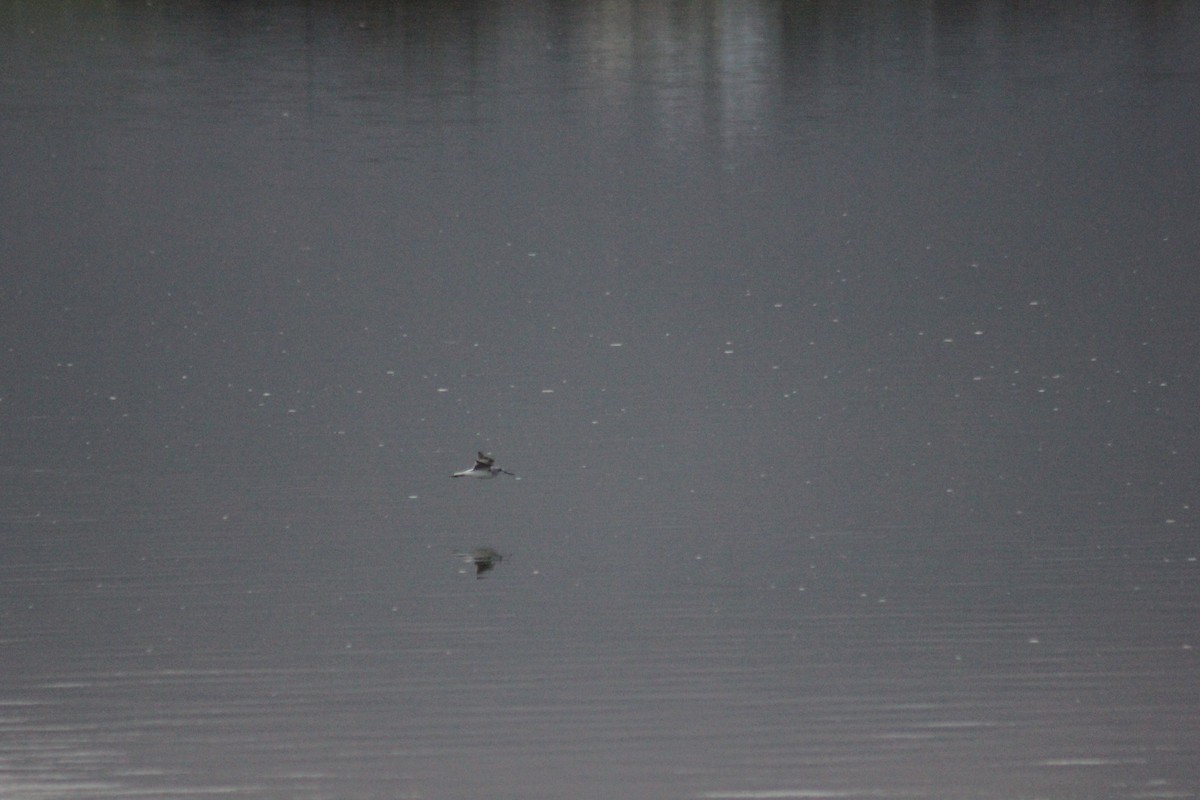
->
(2, 2), (1199, 798)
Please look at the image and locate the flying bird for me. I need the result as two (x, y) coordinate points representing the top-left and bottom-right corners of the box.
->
(451, 451), (516, 479)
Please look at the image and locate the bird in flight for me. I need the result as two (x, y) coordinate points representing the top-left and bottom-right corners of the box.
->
(451, 451), (517, 479)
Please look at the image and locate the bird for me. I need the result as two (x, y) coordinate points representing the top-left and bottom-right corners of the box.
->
(455, 547), (506, 578)
(451, 451), (516, 479)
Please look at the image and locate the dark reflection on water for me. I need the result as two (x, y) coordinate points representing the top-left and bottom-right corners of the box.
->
(4, 468), (1197, 798)
(3, 2), (1199, 799)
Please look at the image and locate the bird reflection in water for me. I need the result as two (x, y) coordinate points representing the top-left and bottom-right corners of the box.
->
(456, 547), (506, 578)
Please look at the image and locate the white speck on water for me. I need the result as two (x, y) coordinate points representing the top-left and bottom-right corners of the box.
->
(541, 389), (555, 393)
(610, 342), (623, 347)
(407, 495), (418, 500)
(437, 387), (449, 393)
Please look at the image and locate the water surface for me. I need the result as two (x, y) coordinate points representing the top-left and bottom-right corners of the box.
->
(2, 2), (1198, 798)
